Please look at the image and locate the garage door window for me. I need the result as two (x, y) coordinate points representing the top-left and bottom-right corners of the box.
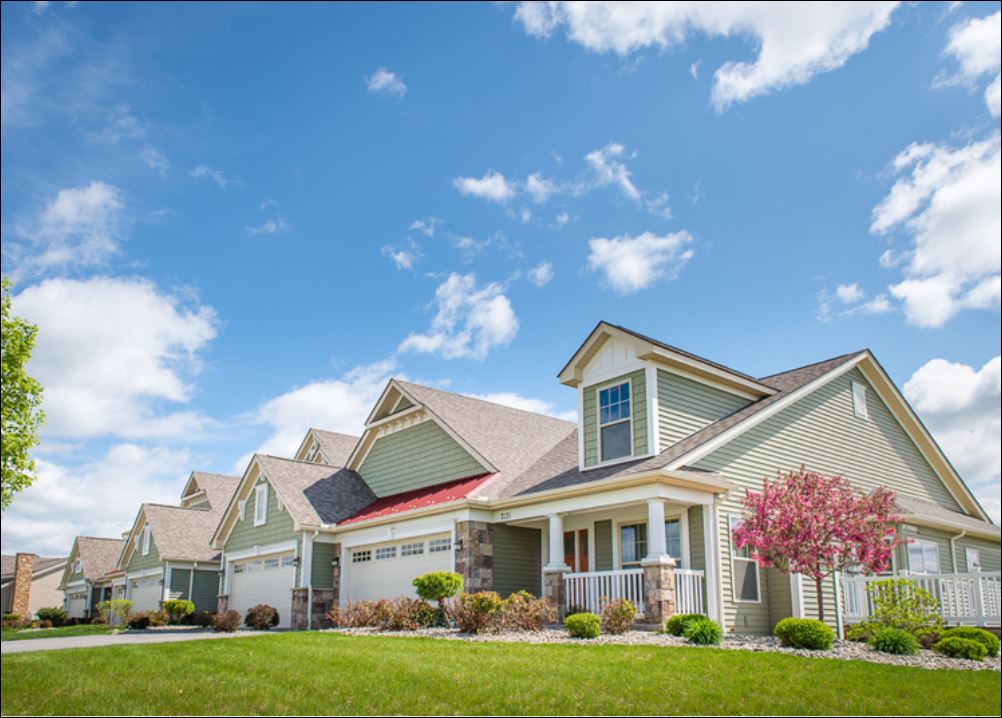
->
(401, 542), (424, 556)
(429, 538), (451, 553)
(352, 549), (372, 563)
(375, 547), (397, 560)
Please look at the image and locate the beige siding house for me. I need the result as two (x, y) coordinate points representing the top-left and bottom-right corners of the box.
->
(2, 554), (67, 618)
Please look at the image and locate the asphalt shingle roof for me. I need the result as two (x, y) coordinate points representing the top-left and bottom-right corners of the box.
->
(74, 537), (124, 581)
(308, 429), (358, 467)
(1, 555), (67, 580)
(255, 455), (377, 527)
(188, 471), (240, 510)
(896, 496), (1000, 535)
(143, 504), (226, 562)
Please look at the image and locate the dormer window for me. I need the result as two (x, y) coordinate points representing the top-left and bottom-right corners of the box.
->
(599, 381), (632, 462)
(141, 524), (152, 556)
(304, 442), (321, 463)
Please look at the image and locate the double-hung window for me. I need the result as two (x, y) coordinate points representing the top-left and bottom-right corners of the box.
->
(907, 539), (940, 574)
(599, 381), (632, 462)
(619, 523), (647, 567)
(665, 518), (682, 564)
(729, 515), (760, 602)
(965, 547), (981, 571)
(254, 484), (268, 526)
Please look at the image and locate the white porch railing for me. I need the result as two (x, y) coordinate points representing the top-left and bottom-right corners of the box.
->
(565, 569), (645, 619)
(675, 568), (705, 615)
(842, 571), (1001, 626)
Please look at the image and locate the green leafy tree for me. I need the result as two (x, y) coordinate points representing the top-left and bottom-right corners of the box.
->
(1, 277), (45, 510)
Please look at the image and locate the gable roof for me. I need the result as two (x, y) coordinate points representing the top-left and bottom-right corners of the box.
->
(896, 496), (1000, 539)
(1, 555), (67, 581)
(140, 504), (225, 562)
(71, 537), (125, 581)
(254, 455), (377, 526)
(307, 429), (358, 466)
(182, 471), (240, 509)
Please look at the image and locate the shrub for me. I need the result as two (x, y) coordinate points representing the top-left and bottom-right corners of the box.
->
(844, 622), (879, 643)
(869, 627), (919, 655)
(450, 591), (504, 634)
(328, 601), (377, 628)
(2, 613), (27, 628)
(933, 636), (988, 661)
(36, 606), (68, 627)
(244, 604), (279, 630)
(664, 613), (705, 637)
(213, 609), (241, 633)
(774, 618), (834, 650)
(565, 612), (601, 639)
(183, 610), (215, 628)
(147, 609), (169, 627)
(600, 598), (637, 635)
(499, 591), (556, 632)
(127, 612), (151, 629)
(162, 599), (195, 624)
(915, 628), (941, 650)
(683, 616), (723, 645)
(96, 599), (133, 625)
(37, 619), (54, 628)
(867, 578), (943, 635)
(939, 627), (1000, 657)
(377, 597), (437, 631)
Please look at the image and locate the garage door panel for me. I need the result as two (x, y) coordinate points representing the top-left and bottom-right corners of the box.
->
(229, 553), (295, 628)
(66, 592), (88, 618)
(129, 577), (162, 613)
(346, 534), (452, 603)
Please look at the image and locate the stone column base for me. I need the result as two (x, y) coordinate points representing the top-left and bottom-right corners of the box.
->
(455, 521), (494, 592)
(311, 588), (337, 628)
(642, 557), (677, 625)
(543, 567), (570, 618)
(291, 587), (309, 630)
(216, 594), (229, 614)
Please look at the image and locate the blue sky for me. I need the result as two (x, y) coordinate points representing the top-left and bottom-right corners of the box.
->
(2, 1), (999, 553)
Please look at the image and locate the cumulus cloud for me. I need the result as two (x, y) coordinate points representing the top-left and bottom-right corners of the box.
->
(453, 170), (516, 203)
(527, 261), (554, 287)
(513, 1), (899, 111)
(587, 231), (694, 293)
(937, 9), (1000, 116)
(398, 273), (519, 360)
(13, 276), (218, 440)
(525, 173), (558, 204)
(870, 135), (1000, 328)
(904, 355), (1001, 522)
(189, 164), (239, 189)
(9, 181), (124, 277)
(836, 283), (864, 304)
(586, 142), (640, 200)
(367, 67), (407, 98)
(246, 217), (292, 235)
(467, 392), (576, 422)
(817, 284), (894, 321)
(381, 239), (423, 270)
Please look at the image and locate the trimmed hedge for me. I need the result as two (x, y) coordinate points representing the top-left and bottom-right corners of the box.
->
(565, 612), (601, 639)
(664, 613), (705, 637)
(939, 627), (999, 657)
(933, 636), (988, 661)
(868, 627), (919, 656)
(683, 616), (722, 645)
(774, 618), (834, 650)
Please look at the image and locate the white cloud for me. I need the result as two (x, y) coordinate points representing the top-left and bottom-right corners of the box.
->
(871, 134), (1000, 328)
(587, 231), (694, 293)
(93, 104), (145, 144)
(690, 60), (701, 80)
(246, 217), (292, 235)
(817, 285), (894, 321)
(938, 9), (1000, 115)
(453, 170), (516, 203)
(398, 273), (519, 360)
(409, 217), (439, 237)
(513, 2), (899, 111)
(586, 142), (640, 200)
(259, 198), (278, 210)
(467, 392), (576, 422)
(13, 276), (218, 440)
(525, 173), (558, 204)
(239, 359), (396, 469)
(527, 261), (554, 287)
(836, 283), (864, 304)
(139, 145), (169, 174)
(189, 164), (239, 189)
(381, 240), (422, 270)
(0, 443), (193, 555)
(904, 355), (1001, 522)
(367, 67), (407, 98)
(10, 181), (124, 276)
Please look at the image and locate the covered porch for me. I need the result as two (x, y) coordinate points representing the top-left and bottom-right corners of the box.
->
(842, 570), (1002, 627)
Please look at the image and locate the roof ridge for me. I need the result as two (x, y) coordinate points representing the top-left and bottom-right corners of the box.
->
(258, 453), (346, 468)
(758, 350), (867, 383)
(395, 379), (576, 425)
(309, 427), (359, 439)
(77, 536), (124, 541)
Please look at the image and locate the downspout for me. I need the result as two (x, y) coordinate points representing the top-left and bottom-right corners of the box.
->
(949, 530), (966, 573)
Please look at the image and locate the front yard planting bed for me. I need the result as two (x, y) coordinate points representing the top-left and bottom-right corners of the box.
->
(1, 625), (120, 642)
(2, 632), (999, 715)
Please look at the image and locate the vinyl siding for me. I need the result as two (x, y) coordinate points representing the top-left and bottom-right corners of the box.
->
(582, 370), (647, 468)
(955, 537), (1001, 572)
(127, 530), (162, 573)
(695, 368), (964, 633)
(224, 478), (297, 554)
(191, 570), (218, 613)
(311, 542), (337, 589)
(687, 507), (704, 571)
(359, 420), (486, 497)
(169, 568), (191, 598)
(594, 520), (613, 571)
(766, 568), (793, 629)
(800, 574), (838, 626)
(493, 525), (542, 597)
(658, 370), (751, 448)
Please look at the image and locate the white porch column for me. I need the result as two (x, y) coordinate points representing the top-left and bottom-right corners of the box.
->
(163, 563), (172, 602)
(790, 574), (805, 618)
(645, 499), (669, 562)
(702, 502), (721, 623)
(300, 532), (314, 589)
(545, 514), (569, 570)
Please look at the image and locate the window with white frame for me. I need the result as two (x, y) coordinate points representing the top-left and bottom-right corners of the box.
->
(428, 538), (452, 553)
(965, 547), (982, 571)
(401, 542), (424, 557)
(304, 442), (321, 463)
(73, 559), (83, 574)
(729, 515), (760, 602)
(238, 499), (246, 521)
(351, 549), (371, 563)
(665, 518), (682, 564)
(254, 484), (268, 526)
(141, 524), (152, 556)
(619, 523), (647, 567)
(906, 538), (940, 574)
(598, 381), (632, 462)
(851, 381), (868, 419)
(375, 546), (397, 560)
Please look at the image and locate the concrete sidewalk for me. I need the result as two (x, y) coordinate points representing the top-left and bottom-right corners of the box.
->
(1, 629), (279, 654)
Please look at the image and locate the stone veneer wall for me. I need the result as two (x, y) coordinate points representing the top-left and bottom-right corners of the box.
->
(11, 553), (37, 617)
(454, 521), (493, 592)
(291, 587), (338, 630)
(642, 559), (677, 624)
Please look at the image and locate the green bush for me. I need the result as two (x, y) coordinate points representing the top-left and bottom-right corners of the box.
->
(683, 616), (722, 645)
(600, 598), (637, 635)
(35, 606), (68, 627)
(933, 636), (988, 661)
(868, 627), (919, 655)
(95, 599), (133, 624)
(413, 572), (463, 625)
(939, 627), (1000, 657)
(450, 591), (504, 634)
(844, 622), (879, 643)
(867, 578), (943, 635)
(244, 604), (279, 630)
(162, 599), (195, 624)
(774, 618), (834, 650)
(664, 613), (705, 637)
(565, 612), (601, 639)
(213, 609), (241, 633)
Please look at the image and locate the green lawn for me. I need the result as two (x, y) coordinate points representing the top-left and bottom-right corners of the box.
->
(0, 624), (120, 642)
(1, 633), (998, 715)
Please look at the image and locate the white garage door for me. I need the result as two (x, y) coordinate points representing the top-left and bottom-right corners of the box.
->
(65, 591), (88, 618)
(229, 553), (295, 628)
(129, 576), (163, 613)
(346, 534), (453, 603)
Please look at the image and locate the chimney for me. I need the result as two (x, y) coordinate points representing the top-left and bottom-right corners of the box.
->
(11, 553), (37, 618)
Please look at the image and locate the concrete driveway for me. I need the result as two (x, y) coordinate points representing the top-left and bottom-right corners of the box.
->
(1, 629), (281, 654)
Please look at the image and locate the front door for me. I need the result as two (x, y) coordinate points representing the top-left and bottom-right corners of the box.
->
(563, 530), (589, 572)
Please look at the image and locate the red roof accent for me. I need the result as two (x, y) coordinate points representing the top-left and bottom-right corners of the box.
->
(338, 473), (494, 525)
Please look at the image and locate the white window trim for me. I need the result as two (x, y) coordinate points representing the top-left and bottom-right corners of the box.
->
(616, 521), (647, 569)
(906, 538), (941, 575)
(596, 378), (634, 465)
(238, 499), (246, 522)
(254, 484), (268, 527)
(728, 514), (761, 604)
(141, 524), (152, 556)
(851, 380), (868, 419)
(965, 547), (981, 572)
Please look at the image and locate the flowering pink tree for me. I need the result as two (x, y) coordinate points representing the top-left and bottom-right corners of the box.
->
(732, 466), (901, 623)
